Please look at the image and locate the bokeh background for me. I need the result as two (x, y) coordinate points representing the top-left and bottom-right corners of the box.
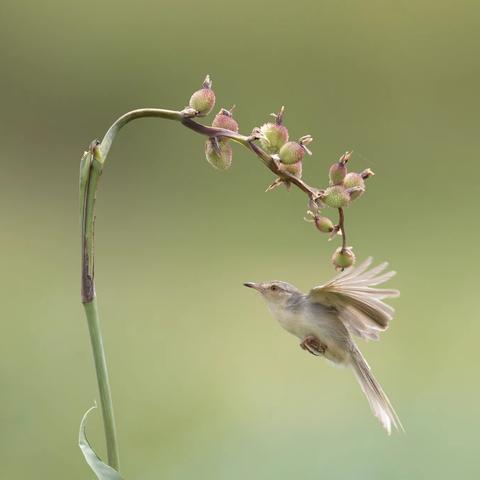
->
(1, 1), (479, 478)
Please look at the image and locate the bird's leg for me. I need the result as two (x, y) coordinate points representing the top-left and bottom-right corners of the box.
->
(300, 335), (327, 356)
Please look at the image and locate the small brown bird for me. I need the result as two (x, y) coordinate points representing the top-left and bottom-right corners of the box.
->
(244, 257), (403, 434)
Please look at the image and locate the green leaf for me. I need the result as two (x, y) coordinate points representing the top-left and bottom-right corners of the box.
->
(79, 405), (124, 480)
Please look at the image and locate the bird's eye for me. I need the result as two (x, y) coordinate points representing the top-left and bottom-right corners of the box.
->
(270, 285), (278, 291)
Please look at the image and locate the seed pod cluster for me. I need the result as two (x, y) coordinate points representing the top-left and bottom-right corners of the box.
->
(321, 152), (373, 209)
(258, 108), (313, 190)
(188, 77), (241, 171)
(305, 151), (375, 270)
(186, 76), (376, 271)
(203, 107), (239, 170)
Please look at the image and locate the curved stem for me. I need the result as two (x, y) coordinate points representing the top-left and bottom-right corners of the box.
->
(98, 109), (183, 160)
(95, 108), (322, 200)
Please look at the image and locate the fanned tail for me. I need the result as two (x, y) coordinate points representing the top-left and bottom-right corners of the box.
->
(308, 257), (400, 341)
(350, 348), (404, 434)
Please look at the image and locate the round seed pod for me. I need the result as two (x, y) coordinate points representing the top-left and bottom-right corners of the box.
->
(259, 106), (289, 154)
(343, 172), (365, 200)
(212, 108), (239, 132)
(329, 162), (347, 185)
(278, 160), (302, 178)
(189, 76), (215, 116)
(279, 141), (305, 165)
(205, 139), (232, 170)
(332, 247), (356, 270)
(314, 215), (335, 233)
(322, 185), (350, 208)
(260, 122), (289, 154)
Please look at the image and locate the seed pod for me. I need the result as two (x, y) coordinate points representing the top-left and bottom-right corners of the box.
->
(279, 135), (313, 164)
(332, 247), (356, 270)
(259, 106), (289, 154)
(278, 160), (302, 178)
(189, 75), (216, 117)
(314, 215), (335, 233)
(329, 151), (351, 185)
(205, 138), (232, 170)
(279, 141), (304, 165)
(322, 185), (350, 208)
(329, 162), (347, 185)
(343, 172), (365, 200)
(212, 107), (239, 132)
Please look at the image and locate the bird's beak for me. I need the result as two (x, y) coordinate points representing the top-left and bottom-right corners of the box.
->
(244, 282), (261, 291)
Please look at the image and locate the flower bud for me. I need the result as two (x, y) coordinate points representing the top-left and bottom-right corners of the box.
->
(314, 215), (334, 233)
(189, 75), (216, 117)
(332, 247), (356, 270)
(259, 106), (289, 154)
(322, 185), (350, 208)
(212, 107), (239, 132)
(205, 138), (232, 170)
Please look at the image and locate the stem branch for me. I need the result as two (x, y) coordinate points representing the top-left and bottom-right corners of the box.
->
(338, 207), (347, 250)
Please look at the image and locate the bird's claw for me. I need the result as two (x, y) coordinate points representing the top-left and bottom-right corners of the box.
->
(300, 336), (326, 356)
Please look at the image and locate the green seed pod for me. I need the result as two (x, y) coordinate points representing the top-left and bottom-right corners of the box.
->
(279, 141), (305, 165)
(314, 215), (334, 233)
(212, 108), (239, 132)
(329, 162), (347, 185)
(189, 75), (216, 117)
(322, 185), (350, 208)
(278, 160), (302, 178)
(260, 123), (289, 154)
(259, 106), (289, 154)
(332, 247), (356, 270)
(205, 138), (232, 170)
(343, 172), (365, 200)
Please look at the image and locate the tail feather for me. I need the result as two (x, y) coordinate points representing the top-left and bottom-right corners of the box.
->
(350, 349), (404, 434)
(308, 257), (400, 340)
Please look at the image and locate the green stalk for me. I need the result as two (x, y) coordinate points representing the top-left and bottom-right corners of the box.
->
(83, 298), (120, 471)
(80, 144), (120, 471)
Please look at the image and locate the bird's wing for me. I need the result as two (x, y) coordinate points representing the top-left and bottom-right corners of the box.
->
(308, 257), (400, 341)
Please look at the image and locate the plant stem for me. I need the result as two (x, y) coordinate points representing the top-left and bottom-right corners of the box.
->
(338, 207), (347, 250)
(80, 145), (120, 471)
(83, 298), (120, 471)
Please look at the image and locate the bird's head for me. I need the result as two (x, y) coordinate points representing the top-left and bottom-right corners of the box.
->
(243, 280), (301, 307)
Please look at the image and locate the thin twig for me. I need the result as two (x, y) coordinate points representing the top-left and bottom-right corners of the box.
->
(338, 207), (347, 251)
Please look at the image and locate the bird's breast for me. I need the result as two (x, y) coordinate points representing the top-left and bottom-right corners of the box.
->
(268, 302), (351, 364)
(268, 304), (315, 339)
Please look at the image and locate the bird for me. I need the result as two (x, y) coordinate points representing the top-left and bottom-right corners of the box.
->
(244, 257), (403, 434)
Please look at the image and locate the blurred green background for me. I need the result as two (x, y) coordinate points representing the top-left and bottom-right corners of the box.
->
(1, 0), (479, 478)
